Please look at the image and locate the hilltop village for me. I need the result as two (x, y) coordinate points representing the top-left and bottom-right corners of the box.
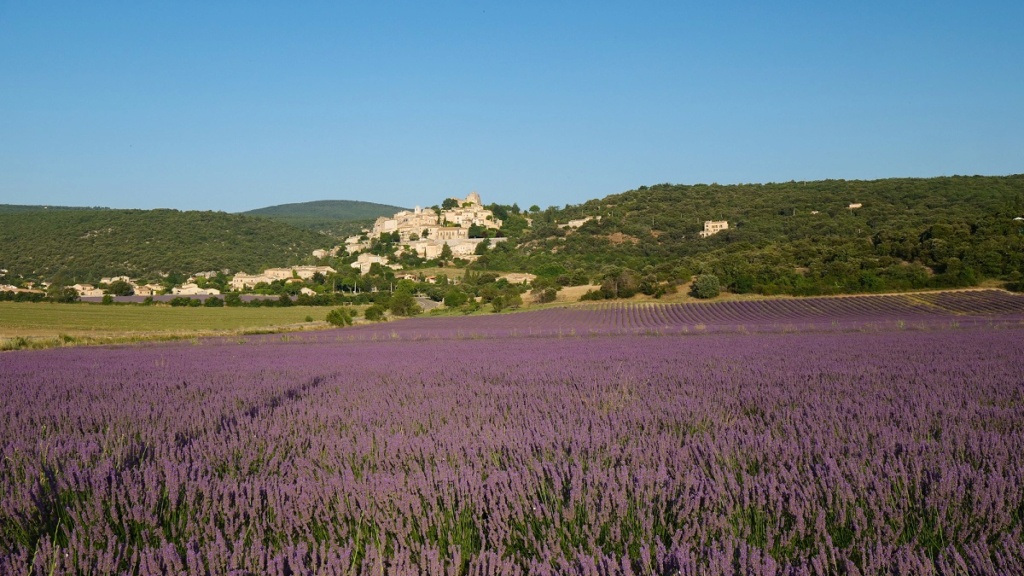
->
(335, 191), (506, 273)
(233, 192), (510, 281)
(18, 193), (550, 303)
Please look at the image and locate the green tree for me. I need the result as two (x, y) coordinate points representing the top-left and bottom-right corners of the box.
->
(107, 279), (134, 296)
(491, 295), (505, 312)
(326, 307), (354, 326)
(439, 243), (454, 262)
(389, 291), (422, 317)
(47, 285), (80, 303)
(533, 287), (558, 303)
(443, 289), (468, 308)
(364, 304), (386, 321)
(503, 290), (523, 309)
(599, 267), (639, 299)
(690, 274), (721, 299)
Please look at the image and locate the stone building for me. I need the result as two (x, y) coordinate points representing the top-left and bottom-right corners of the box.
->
(698, 220), (729, 238)
(371, 193), (502, 242)
(351, 253), (390, 275)
(230, 266), (336, 290)
(441, 193), (502, 230)
(362, 193), (504, 264)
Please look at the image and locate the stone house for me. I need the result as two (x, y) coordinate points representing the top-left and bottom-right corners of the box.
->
(291, 266), (336, 280)
(442, 193), (502, 230)
(100, 275), (131, 285)
(134, 284), (163, 297)
(698, 220), (729, 238)
(72, 284), (104, 297)
(230, 273), (273, 290)
(351, 253), (390, 275)
(172, 283), (220, 296)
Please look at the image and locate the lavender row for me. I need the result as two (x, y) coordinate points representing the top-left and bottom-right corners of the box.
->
(252, 290), (1024, 345)
(912, 290), (1024, 315)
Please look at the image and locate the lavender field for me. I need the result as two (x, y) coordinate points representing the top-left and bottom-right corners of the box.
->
(2, 292), (1024, 575)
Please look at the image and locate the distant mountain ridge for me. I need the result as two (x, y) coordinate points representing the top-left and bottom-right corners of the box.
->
(0, 199), (406, 220)
(0, 204), (110, 213)
(240, 200), (407, 236)
(241, 199), (407, 220)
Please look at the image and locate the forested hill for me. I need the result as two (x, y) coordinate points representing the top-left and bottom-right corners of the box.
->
(4, 175), (1023, 296)
(482, 175), (1024, 296)
(0, 209), (324, 283)
(241, 200), (406, 236)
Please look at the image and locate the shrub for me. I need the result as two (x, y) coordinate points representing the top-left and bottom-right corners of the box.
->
(364, 304), (386, 322)
(48, 286), (80, 303)
(204, 296), (224, 307)
(443, 289), (468, 308)
(534, 287), (558, 304)
(325, 308), (353, 327)
(107, 279), (134, 296)
(690, 274), (721, 299)
(389, 291), (422, 317)
(491, 296), (505, 313)
(504, 291), (523, 310)
(1, 336), (29, 351)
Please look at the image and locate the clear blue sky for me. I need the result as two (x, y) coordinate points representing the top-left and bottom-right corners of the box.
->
(2, 2), (1021, 212)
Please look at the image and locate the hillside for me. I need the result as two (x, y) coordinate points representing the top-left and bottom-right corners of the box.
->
(0, 209), (324, 284)
(480, 174), (1024, 296)
(4, 176), (1023, 297)
(241, 200), (407, 236)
